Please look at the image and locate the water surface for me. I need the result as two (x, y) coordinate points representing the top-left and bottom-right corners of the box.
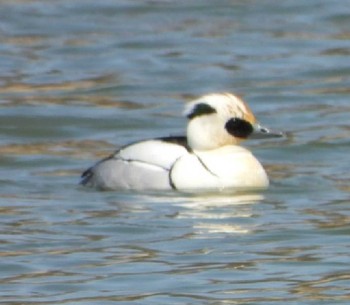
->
(1, 1), (350, 304)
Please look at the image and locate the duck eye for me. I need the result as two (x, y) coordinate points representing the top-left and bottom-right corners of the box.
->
(187, 103), (217, 119)
(225, 118), (253, 138)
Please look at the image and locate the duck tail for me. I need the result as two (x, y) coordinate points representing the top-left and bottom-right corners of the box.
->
(80, 167), (93, 186)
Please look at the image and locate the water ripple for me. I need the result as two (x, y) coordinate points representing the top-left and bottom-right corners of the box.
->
(1, 0), (350, 304)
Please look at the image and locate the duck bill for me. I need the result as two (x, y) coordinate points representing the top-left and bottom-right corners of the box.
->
(249, 123), (284, 139)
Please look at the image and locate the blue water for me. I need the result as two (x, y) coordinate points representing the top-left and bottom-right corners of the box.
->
(1, 0), (350, 304)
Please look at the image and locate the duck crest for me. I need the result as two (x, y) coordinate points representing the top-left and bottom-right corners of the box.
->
(187, 103), (217, 119)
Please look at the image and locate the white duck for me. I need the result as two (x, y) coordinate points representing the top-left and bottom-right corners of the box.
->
(81, 93), (283, 191)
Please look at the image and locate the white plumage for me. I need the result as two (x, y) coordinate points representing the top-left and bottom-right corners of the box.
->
(81, 93), (283, 191)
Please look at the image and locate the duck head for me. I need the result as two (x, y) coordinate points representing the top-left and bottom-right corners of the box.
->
(184, 93), (283, 151)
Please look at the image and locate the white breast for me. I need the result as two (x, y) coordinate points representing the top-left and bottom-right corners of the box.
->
(171, 146), (269, 191)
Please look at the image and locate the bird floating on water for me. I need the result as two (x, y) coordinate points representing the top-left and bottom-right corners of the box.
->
(81, 93), (283, 191)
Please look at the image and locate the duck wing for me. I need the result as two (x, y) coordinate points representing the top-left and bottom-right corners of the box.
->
(81, 136), (190, 190)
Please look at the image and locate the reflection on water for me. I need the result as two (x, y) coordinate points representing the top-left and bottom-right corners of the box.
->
(147, 192), (264, 235)
(1, 0), (350, 304)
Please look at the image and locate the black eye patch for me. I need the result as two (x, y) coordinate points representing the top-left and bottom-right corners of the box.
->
(225, 118), (254, 138)
(187, 103), (217, 119)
